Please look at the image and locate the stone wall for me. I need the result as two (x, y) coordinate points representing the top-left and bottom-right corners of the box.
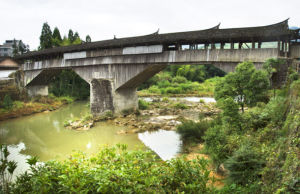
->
(90, 79), (114, 116)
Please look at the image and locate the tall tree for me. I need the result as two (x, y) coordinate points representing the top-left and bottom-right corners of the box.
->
(73, 32), (80, 40)
(39, 22), (53, 49)
(68, 29), (74, 43)
(85, 35), (91, 43)
(52, 27), (62, 41)
(52, 27), (62, 47)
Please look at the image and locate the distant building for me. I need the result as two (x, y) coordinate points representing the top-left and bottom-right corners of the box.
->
(0, 57), (19, 80)
(0, 40), (27, 57)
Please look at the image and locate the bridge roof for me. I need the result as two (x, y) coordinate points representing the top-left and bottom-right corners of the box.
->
(16, 19), (299, 60)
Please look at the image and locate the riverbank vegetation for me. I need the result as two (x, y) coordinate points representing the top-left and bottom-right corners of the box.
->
(138, 64), (225, 97)
(0, 94), (74, 121)
(175, 60), (300, 193)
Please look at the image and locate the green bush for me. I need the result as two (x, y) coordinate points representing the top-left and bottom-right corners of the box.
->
(157, 80), (171, 88)
(11, 145), (215, 193)
(165, 87), (182, 94)
(260, 97), (287, 126)
(13, 101), (24, 109)
(225, 144), (265, 186)
(138, 99), (149, 110)
(148, 85), (161, 94)
(177, 120), (210, 142)
(173, 102), (188, 109)
(203, 125), (228, 166)
(3, 94), (13, 109)
(172, 76), (188, 84)
(162, 97), (169, 102)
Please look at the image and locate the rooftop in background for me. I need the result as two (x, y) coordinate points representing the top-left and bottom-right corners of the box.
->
(15, 19), (300, 60)
(0, 57), (19, 70)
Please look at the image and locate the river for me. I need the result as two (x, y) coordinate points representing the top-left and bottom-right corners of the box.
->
(1, 97), (215, 178)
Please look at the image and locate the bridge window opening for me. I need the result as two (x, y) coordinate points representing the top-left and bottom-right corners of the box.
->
(223, 43), (231, 49)
(242, 43), (251, 49)
(181, 45), (190, 50)
(233, 43), (239, 49)
(261, 41), (278, 49)
(165, 45), (177, 51)
(215, 43), (221, 49)
(197, 44), (205, 49)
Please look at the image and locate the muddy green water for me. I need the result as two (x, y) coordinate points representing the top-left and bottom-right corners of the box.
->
(0, 102), (147, 177)
(0, 101), (183, 178)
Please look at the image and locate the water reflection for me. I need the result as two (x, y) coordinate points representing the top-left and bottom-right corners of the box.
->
(138, 129), (182, 161)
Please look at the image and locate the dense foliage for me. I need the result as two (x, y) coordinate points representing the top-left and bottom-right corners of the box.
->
(173, 60), (299, 193)
(215, 61), (270, 112)
(11, 145), (215, 193)
(138, 64), (225, 96)
(39, 22), (91, 50)
(203, 61), (300, 193)
(177, 119), (211, 142)
(48, 70), (90, 100)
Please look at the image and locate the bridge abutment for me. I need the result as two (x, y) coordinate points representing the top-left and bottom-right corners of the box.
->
(27, 85), (48, 97)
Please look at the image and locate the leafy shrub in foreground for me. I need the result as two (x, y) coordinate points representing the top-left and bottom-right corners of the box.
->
(12, 145), (215, 193)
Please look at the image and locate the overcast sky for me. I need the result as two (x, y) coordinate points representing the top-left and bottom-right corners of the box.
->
(1, 0), (299, 50)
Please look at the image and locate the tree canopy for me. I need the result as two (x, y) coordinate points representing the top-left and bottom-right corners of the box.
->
(38, 23), (89, 50)
(39, 22), (53, 49)
(215, 61), (270, 112)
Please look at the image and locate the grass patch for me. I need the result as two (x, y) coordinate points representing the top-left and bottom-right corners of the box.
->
(138, 99), (149, 110)
(173, 102), (188, 109)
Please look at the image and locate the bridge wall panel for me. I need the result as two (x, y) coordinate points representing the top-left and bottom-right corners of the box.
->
(87, 48), (123, 57)
(123, 45), (163, 55)
(63, 51), (87, 60)
(290, 45), (300, 58)
(23, 48), (279, 72)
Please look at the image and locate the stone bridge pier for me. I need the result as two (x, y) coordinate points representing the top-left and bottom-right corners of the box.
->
(74, 63), (166, 116)
(89, 79), (138, 116)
